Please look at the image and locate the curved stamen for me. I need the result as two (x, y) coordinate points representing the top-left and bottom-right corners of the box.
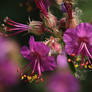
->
(84, 43), (92, 59)
(73, 42), (85, 64)
(37, 62), (42, 78)
(77, 42), (85, 55)
(32, 59), (38, 74)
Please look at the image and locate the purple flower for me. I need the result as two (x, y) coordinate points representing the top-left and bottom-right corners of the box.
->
(0, 60), (18, 86)
(47, 72), (80, 92)
(21, 36), (56, 77)
(34, 0), (50, 16)
(0, 37), (19, 86)
(63, 23), (92, 65)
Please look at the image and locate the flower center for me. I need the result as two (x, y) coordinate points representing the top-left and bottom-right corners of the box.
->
(32, 52), (41, 59)
(79, 37), (88, 44)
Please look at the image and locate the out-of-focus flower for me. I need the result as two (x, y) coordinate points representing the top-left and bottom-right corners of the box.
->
(63, 23), (92, 66)
(4, 17), (48, 36)
(34, 0), (50, 16)
(0, 37), (20, 87)
(0, 36), (20, 61)
(57, 51), (68, 69)
(46, 72), (80, 92)
(21, 36), (56, 78)
(0, 60), (18, 86)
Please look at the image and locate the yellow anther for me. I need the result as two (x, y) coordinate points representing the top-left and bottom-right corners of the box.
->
(84, 65), (87, 69)
(74, 64), (79, 68)
(88, 65), (92, 69)
(27, 76), (32, 81)
(21, 76), (24, 80)
(76, 58), (80, 62)
(33, 74), (38, 80)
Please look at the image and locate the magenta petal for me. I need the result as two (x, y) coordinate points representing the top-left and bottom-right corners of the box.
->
(63, 28), (78, 44)
(34, 42), (50, 56)
(57, 53), (68, 68)
(84, 23), (92, 37)
(41, 56), (56, 72)
(76, 23), (92, 37)
(65, 44), (79, 55)
(76, 23), (87, 37)
(89, 36), (92, 46)
(21, 46), (30, 59)
(63, 28), (79, 55)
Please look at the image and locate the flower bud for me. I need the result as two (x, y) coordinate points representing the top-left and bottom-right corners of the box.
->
(43, 12), (57, 29)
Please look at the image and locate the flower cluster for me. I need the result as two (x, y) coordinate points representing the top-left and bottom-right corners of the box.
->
(0, 0), (92, 91)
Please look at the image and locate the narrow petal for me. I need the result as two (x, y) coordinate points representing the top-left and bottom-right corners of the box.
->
(37, 62), (42, 77)
(34, 42), (50, 56)
(57, 53), (68, 68)
(41, 56), (56, 72)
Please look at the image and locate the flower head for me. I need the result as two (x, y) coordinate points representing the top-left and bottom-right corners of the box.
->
(63, 23), (92, 65)
(21, 36), (56, 78)
(4, 17), (47, 36)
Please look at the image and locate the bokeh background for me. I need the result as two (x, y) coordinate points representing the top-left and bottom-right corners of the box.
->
(0, 0), (92, 92)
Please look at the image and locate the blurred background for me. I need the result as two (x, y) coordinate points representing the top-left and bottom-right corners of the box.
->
(0, 0), (92, 92)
